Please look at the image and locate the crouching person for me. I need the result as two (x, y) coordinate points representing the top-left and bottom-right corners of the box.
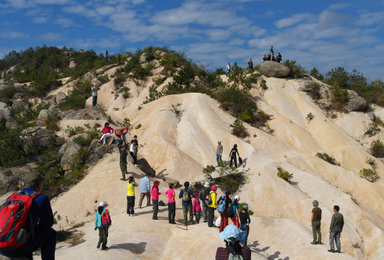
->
(95, 202), (112, 250)
(0, 172), (57, 260)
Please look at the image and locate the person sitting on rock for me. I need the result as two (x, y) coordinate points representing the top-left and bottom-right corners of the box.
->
(263, 54), (268, 62)
(98, 122), (114, 145)
(276, 52), (282, 63)
(216, 225), (251, 260)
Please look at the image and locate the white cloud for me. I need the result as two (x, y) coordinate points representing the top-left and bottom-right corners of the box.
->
(32, 16), (48, 23)
(56, 17), (74, 27)
(275, 13), (312, 29)
(73, 38), (121, 49)
(40, 32), (63, 41)
(0, 31), (28, 39)
(329, 3), (350, 10)
(356, 12), (384, 26)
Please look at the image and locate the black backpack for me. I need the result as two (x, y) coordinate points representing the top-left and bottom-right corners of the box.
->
(226, 203), (234, 218)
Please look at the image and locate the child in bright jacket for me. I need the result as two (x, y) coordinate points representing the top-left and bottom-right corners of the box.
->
(192, 192), (202, 223)
(95, 201), (111, 250)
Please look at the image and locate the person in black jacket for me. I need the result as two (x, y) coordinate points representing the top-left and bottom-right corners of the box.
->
(0, 172), (56, 260)
(239, 205), (251, 245)
(229, 144), (240, 168)
(179, 181), (194, 225)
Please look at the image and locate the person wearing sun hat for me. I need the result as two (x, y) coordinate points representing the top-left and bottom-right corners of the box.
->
(215, 225), (251, 260)
(199, 181), (211, 223)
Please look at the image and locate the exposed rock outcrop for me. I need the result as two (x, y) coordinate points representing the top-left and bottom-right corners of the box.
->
(259, 61), (290, 78)
(20, 127), (62, 153)
(63, 107), (109, 121)
(346, 90), (368, 112)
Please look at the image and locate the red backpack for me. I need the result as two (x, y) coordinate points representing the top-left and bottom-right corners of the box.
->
(101, 209), (111, 228)
(0, 191), (40, 250)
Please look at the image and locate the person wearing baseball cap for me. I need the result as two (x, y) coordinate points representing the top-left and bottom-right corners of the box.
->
(311, 200), (322, 245)
(0, 172), (57, 260)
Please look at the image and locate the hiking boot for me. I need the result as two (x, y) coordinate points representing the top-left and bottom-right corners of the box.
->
(311, 241), (318, 245)
(152, 217), (158, 220)
(101, 246), (108, 250)
(120, 178), (126, 181)
(317, 241), (323, 245)
(328, 249), (336, 253)
(97, 242), (101, 249)
(336, 249), (341, 253)
(171, 221), (176, 224)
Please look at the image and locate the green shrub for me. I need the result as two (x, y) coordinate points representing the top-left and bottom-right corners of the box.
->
(260, 80), (268, 90)
(283, 60), (306, 78)
(310, 67), (324, 81)
(365, 117), (384, 137)
(254, 111), (272, 127)
(65, 126), (85, 137)
(359, 168), (379, 182)
(202, 165), (249, 193)
(370, 140), (384, 158)
(97, 75), (109, 84)
(15, 103), (47, 128)
(0, 125), (26, 167)
(59, 80), (92, 111)
(121, 118), (131, 128)
(45, 114), (61, 131)
(306, 112), (314, 121)
(330, 86), (348, 111)
(306, 82), (321, 101)
(316, 153), (340, 166)
(135, 123), (142, 129)
(277, 167), (293, 182)
(231, 119), (249, 138)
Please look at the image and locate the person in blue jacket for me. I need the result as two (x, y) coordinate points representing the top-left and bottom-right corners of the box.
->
(0, 172), (56, 260)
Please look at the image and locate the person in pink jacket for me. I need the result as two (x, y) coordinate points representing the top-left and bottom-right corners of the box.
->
(192, 192), (202, 224)
(98, 122), (114, 145)
(152, 181), (161, 220)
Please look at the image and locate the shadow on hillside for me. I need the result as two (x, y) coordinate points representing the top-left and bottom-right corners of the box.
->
(137, 158), (156, 176)
(108, 242), (147, 254)
(249, 241), (289, 260)
(133, 207), (168, 216)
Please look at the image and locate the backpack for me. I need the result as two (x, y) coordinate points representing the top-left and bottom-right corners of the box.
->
(226, 203), (234, 218)
(217, 195), (227, 214)
(228, 252), (243, 260)
(182, 189), (191, 202)
(0, 191), (40, 250)
(101, 209), (111, 228)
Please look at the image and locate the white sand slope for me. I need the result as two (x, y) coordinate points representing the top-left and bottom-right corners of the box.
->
(52, 72), (384, 259)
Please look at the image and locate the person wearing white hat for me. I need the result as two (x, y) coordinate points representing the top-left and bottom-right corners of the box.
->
(199, 181), (211, 222)
(216, 141), (223, 165)
(95, 201), (111, 250)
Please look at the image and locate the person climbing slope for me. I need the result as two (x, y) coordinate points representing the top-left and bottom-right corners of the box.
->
(229, 144), (240, 168)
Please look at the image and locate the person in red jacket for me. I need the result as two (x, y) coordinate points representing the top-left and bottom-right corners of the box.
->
(99, 122), (114, 145)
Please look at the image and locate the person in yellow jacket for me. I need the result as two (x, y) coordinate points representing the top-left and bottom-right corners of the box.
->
(127, 176), (138, 216)
(207, 185), (218, 227)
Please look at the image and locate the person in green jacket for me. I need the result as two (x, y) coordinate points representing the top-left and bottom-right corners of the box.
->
(328, 205), (344, 253)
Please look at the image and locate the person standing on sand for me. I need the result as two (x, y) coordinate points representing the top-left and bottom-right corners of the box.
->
(165, 183), (176, 224)
(208, 185), (218, 227)
(216, 141), (223, 165)
(179, 181), (194, 225)
(129, 139), (138, 166)
(126, 176), (138, 216)
(311, 200), (322, 245)
(229, 144), (240, 168)
(200, 182), (211, 222)
(91, 82), (100, 107)
(139, 173), (151, 208)
(119, 145), (128, 181)
(152, 181), (161, 220)
(95, 201), (111, 250)
(328, 205), (344, 253)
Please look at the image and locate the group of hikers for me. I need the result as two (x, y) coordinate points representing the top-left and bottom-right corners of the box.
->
(262, 45), (282, 63)
(225, 45), (283, 74)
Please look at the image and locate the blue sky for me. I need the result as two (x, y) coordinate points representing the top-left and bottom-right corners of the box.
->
(0, 0), (383, 80)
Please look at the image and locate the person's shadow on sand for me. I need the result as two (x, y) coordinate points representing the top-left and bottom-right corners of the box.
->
(108, 242), (147, 254)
